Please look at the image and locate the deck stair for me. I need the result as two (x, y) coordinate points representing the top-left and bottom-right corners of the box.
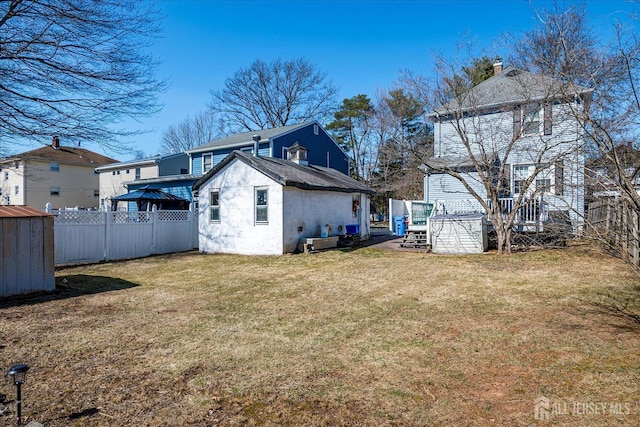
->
(400, 230), (430, 249)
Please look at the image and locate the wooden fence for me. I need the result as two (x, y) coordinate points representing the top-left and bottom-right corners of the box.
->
(587, 198), (640, 268)
(47, 206), (199, 266)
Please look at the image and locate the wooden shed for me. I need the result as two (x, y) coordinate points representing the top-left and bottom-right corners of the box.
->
(0, 206), (55, 297)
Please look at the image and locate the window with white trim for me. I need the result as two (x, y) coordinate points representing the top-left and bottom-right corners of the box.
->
(513, 165), (531, 195)
(513, 164), (555, 195)
(203, 154), (213, 172)
(209, 190), (220, 221)
(255, 188), (268, 223)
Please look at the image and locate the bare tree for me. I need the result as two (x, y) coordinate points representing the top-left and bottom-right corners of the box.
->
(209, 57), (338, 134)
(0, 0), (166, 154)
(371, 88), (431, 200)
(161, 110), (222, 154)
(511, 5), (640, 209)
(402, 45), (591, 254)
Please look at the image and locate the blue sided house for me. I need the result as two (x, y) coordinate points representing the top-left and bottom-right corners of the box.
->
(187, 121), (350, 176)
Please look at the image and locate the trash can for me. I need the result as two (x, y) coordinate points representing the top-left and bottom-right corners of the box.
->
(346, 224), (360, 235)
(393, 216), (407, 236)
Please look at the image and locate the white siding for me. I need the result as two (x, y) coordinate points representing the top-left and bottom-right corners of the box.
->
(431, 214), (488, 254)
(426, 172), (486, 203)
(430, 101), (585, 225)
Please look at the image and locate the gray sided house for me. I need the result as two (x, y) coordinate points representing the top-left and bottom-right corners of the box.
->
(193, 145), (374, 255)
(426, 64), (592, 231)
(188, 121), (349, 176)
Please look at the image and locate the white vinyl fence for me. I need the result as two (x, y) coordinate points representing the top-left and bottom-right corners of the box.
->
(47, 206), (199, 266)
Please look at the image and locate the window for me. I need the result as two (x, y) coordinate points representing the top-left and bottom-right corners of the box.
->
(255, 188), (268, 223)
(50, 162), (59, 172)
(513, 165), (531, 194)
(135, 167), (141, 180)
(513, 164), (555, 195)
(203, 154), (213, 172)
(50, 187), (60, 196)
(535, 178), (552, 192)
(126, 169), (130, 174)
(112, 171), (116, 175)
(209, 190), (220, 221)
(313, 124), (319, 135)
(14, 186), (19, 195)
(116, 170), (120, 175)
(94, 189), (100, 197)
(522, 105), (540, 135)
(4, 172), (8, 180)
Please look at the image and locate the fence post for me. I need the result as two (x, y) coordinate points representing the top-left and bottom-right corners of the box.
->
(104, 205), (111, 262)
(190, 203), (198, 250)
(151, 206), (157, 255)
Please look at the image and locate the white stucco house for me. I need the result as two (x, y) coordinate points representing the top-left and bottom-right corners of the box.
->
(192, 144), (375, 255)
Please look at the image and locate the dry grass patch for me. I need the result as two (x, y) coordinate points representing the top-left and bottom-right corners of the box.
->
(0, 242), (639, 425)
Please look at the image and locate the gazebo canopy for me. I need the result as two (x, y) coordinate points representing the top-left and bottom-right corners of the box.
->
(111, 186), (189, 211)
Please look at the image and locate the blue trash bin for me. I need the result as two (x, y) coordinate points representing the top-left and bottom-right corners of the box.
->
(393, 216), (407, 236)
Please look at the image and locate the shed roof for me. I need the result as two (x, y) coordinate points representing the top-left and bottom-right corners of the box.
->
(0, 206), (52, 218)
(193, 151), (375, 195)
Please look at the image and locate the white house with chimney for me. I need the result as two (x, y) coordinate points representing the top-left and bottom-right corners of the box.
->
(192, 144), (375, 255)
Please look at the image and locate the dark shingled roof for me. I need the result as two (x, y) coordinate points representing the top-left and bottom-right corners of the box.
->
(2, 144), (117, 167)
(193, 151), (375, 195)
(188, 122), (311, 153)
(429, 66), (593, 116)
(111, 186), (189, 202)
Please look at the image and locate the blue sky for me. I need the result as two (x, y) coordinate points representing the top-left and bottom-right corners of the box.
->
(113, 0), (637, 160)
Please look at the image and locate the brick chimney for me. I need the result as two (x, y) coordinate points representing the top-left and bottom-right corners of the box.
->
(52, 135), (60, 149)
(493, 59), (503, 76)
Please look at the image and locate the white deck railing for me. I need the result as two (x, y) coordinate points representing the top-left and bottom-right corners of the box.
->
(435, 197), (548, 226)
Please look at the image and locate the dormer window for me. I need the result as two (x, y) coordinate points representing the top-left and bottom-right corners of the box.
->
(50, 162), (60, 171)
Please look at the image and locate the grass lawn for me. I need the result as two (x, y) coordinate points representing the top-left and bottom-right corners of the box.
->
(1, 241), (639, 426)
